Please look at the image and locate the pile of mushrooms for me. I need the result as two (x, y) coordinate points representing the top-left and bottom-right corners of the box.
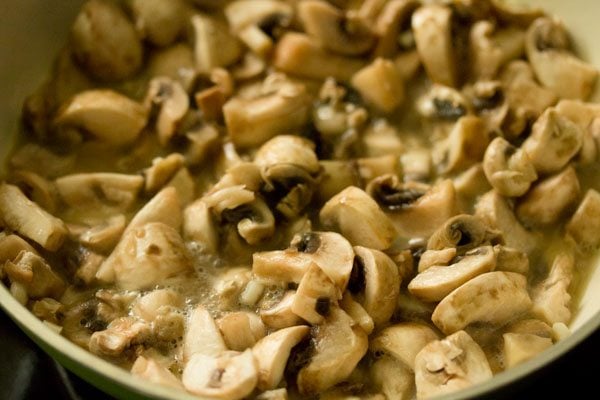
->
(3, 0), (600, 399)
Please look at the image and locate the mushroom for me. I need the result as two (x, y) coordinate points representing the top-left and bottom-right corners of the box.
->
(31, 298), (65, 325)
(0, 234), (38, 265)
(252, 325), (310, 390)
(566, 189), (600, 252)
(503, 333), (553, 369)
(61, 298), (118, 348)
(9, 143), (76, 179)
(351, 58), (405, 113)
(371, 354), (415, 400)
(361, 122), (404, 158)
(414, 330), (492, 399)
(129, 0), (188, 47)
(525, 17), (598, 100)
(190, 14), (242, 73)
(531, 251), (574, 325)
(427, 214), (495, 252)
(348, 246), (400, 327)
(482, 137), (538, 197)
(255, 389), (288, 400)
(272, 33), (366, 82)
(401, 148), (433, 182)
(76, 214), (127, 253)
(212, 267), (253, 312)
(316, 160), (361, 204)
(368, 176), (459, 238)
(417, 248), (457, 273)
(469, 20), (525, 80)
(412, 4), (457, 87)
(490, 0), (545, 27)
(89, 316), (151, 358)
(144, 77), (189, 146)
(431, 271), (532, 335)
(0, 183), (67, 251)
(131, 356), (183, 389)
(340, 293), (374, 335)
(260, 291), (303, 329)
(221, 198), (276, 245)
(298, 0), (375, 56)
(95, 222), (192, 290)
(223, 79), (311, 149)
(143, 154), (185, 194)
(127, 187), (182, 233)
(183, 305), (227, 362)
(320, 186), (396, 251)
(54, 90), (147, 146)
(132, 288), (183, 322)
(464, 80), (509, 134)
(372, 0), (419, 58)
(441, 116), (489, 174)
(522, 108), (584, 174)
(183, 199), (219, 254)
(254, 135), (320, 176)
(516, 166), (580, 227)
(504, 318), (553, 338)
(55, 173), (144, 212)
(493, 245), (529, 275)
(217, 311), (266, 351)
(475, 190), (537, 254)
(296, 307), (368, 395)
(4, 251), (65, 299)
(370, 322), (439, 371)
(453, 164), (492, 212)
(147, 44), (196, 91)
(417, 85), (469, 121)
(356, 154), (401, 183)
(8, 170), (59, 214)
(71, 0), (143, 81)
(291, 263), (340, 325)
(253, 231), (355, 292)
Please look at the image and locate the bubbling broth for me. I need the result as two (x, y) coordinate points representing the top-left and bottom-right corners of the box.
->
(2, 0), (600, 399)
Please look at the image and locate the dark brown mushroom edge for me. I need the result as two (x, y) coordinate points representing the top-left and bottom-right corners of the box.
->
(2, 1), (600, 399)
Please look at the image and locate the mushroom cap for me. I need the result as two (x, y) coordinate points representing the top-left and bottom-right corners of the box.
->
(144, 77), (189, 147)
(183, 305), (227, 362)
(254, 135), (320, 175)
(370, 322), (439, 370)
(427, 214), (494, 252)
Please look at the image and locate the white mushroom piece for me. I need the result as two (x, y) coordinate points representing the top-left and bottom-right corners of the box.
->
(298, 0), (374, 56)
(351, 58), (405, 113)
(482, 136), (538, 197)
(54, 90), (147, 146)
(190, 13), (242, 74)
(8, 170), (59, 214)
(493, 245), (529, 275)
(412, 4), (457, 87)
(531, 251), (574, 326)
(295, 308), (368, 395)
(260, 291), (303, 329)
(417, 85), (469, 121)
(223, 77), (311, 149)
(73, 214), (127, 253)
(0, 183), (67, 251)
(291, 263), (340, 324)
(3, 251), (65, 300)
(371, 0), (419, 58)
(144, 78), (189, 147)
(367, 175), (459, 238)
(131, 356), (183, 389)
(414, 330), (492, 399)
(183, 199), (219, 254)
(320, 186), (396, 250)
(253, 231), (354, 293)
(95, 222), (192, 290)
(502, 332), (552, 369)
(89, 316), (150, 358)
(566, 189), (600, 252)
(516, 166), (580, 228)
(131, 288), (185, 342)
(252, 325), (310, 390)
(439, 116), (490, 175)
(128, 0), (188, 47)
(426, 214), (498, 252)
(70, 0), (143, 81)
(432, 271), (532, 335)
(127, 186), (183, 233)
(217, 311), (266, 351)
(525, 17), (598, 100)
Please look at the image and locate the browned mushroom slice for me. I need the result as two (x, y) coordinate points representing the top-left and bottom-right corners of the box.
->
(144, 78), (189, 146)
(147, 44), (196, 90)
(260, 290), (303, 329)
(368, 176), (459, 238)
(222, 198), (276, 246)
(296, 307), (368, 395)
(190, 13), (242, 73)
(490, 0), (545, 27)
(470, 20), (525, 80)
(0, 234), (38, 265)
(131, 356), (183, 389)
(351, 58), (405, 113)
(432, 271), (532, 335)
(71, 0), (143, 81)
(74, 214), (126, 253)
(4, 251), (65, 299)
(525, 17), (598, 100)
(0, 183), (67, 251)
(372, 0), (419, 58)
(427, 214), (495, 252)
(441, 116), (489, 174)
(272, 33), (366, 82)
(54, 90), (147, 146)
(254, 135), (320, 176)
(516, 166), (580, 228)
(320, 186), (396, 251)
(566, 189), (600, 252)
(412, 4), (457, 87)
(414, 330), (492, 399)
(129, 0), (188, 47)
(298, 0), (374, 56)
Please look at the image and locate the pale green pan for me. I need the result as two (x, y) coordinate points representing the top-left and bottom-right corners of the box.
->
(0, 1), (598, 399)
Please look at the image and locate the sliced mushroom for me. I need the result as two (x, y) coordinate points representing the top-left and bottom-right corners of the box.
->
(253, 325), (310, 390)
(522, 108), (584, 174)
(369, 176), (459, 238)
(470, 20), (525, 80)
(0, 234), (38, 265)
(0, 183), (67, 251)
(372, 0), (419, 58)
(255, 389), (288, 400)
(144, 78), (189, 146)
(221, 198), (276, 246)
(441, 116), (489, 174)
(143, 154), (185, 194)
(217, 311), (266, 351)
(566, 189), (600, 252)
(349, 246), (400, 327)
(432, 271), (532, 335)
(298, 0), (374, 56)
(71, 0), (143, 81)
(54, 90), (147, 146)
(493, 245), (529, 275)
(504, 318), (553, 338)
(502, 332), (553, 369)
(183, 305), (227, 362)
(147, 43), (196, 90)
(427, 214), (494, 252)
(475, 190), (537, 254)
(418, 248), (457, 273)
(371, 354), (415, 400)
(254, 135), (320, 176)
(296, 307), (368, 395)
(183, 199), (219, 254)
(291, 263), (339, 324)
(213, 267), (253, 311)
(414, 330), (492, 399)
(260, 291), (303, 329)
(417, 85), (469, 121)
(95, 222), (192, 290)
(223, 80), (311, 149)
(127, 187), (182, 234)
(190, 14), (242, 73)
(490, 0), (545, 27)
(8, 170), (59, 214)
(4, 251), (65, 299)
(320, 186), (396, 251)
(525, 17), (598, 100)
(531, 251), (574, 325)
(351, 58), (405, 113)
(272, 33), (366, 82)
(340, 293), (374, 335)
(129, 0), (188, 47)
(370, 322), (439, 371)
(225, 0), (292, 37)
(482, 136), (538, 197)
(516, 166), (580, 227)
(253, 232), (354, 291)
(131, 356), (183, 389)
(31, 298), (64, 325)
(412, 4), (457, 87)
(89, 316), (150, 358)
(76, 214), (126, 253)
(9, 143), (76, 180)
(182, 350), (258, 400)
(409, 246), (496, 302)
